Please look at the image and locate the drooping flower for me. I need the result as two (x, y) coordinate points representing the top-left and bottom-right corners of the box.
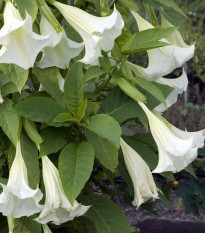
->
(35, 156), (90, 225)
(155, 69), (188, 113)
(52, 1), (124, 64)
(37, 14), (84, 69)
(131, 11), (195, 80)
(0, 140), (43, 218)
(120, 138), (158, 208)
(0, 1), (51, 70)
(138, 102), (205, 173)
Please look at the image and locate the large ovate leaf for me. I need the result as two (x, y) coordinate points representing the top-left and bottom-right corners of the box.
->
(59, 142), (94, 205)
(0, 98), (20, 145)
(39, 127), (68, 157)
(122, 27), (176, 54)
(85, 114), (121, 171)
(64, 62), (84, 117)
(0, 64), (28, 92)
(82, 195), (131, 233)
(32, 66), (64, 103)
(98, 87), (147, 126)
(21, 132), (39, 189)
(15, 0), (38, 22)
(13, 97), (68, 123)
(84, 66), (107, 83)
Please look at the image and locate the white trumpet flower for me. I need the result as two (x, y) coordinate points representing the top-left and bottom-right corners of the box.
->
(37, 15), (84, 69)
(0, 140), (43, 218)
(155, 69), (188, 113)
(35, 156), (90, 225)
(131, 11), (195, 80)
(0, 2), (51, 70)
(138, 102), (205, 173)
(120, 138), (158, 207)
(53, 1), (124, 64)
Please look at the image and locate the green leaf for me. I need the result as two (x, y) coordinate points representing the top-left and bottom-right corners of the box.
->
(53, 113), (77, 123)
(177, 181), (200, 217)
(82, 194), (131, 233)
(85, 114), (121, 171)
(142, 0), (185, 16)
(185, 164), (197, 179)
(59, 142), (94, 205)
(99, 57), (111, 71)
(39, 127), (68, 157)
(64, 62), (84, 117)
(0, 98), (20, 145)
(32, 66), (64, 103)
(122, 27), (175, 54)
(0, 64), (28, 92)
(21, 132), (39, 189)
(77, 99), (87, 121)
(19, 216), (41, 233)
(98, 87), (147, 126)
(118, 0), (139, 11)
(84, 66), (107, 83)
(15, 0), (38, 22)
(13, 97), (68, 123)
(117, 77), (146, 103)
(1, 82), (29, 97)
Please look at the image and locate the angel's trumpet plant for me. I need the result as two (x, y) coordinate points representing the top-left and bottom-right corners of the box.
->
(35, 156), (90, 225)
(0, 1), (51, 70)
(138, 102), (205, 173)
(52, 1), (124, 64)
(120, 138), (158, 208)
(37, 14), (84, 69)
(131, 11), (195, 80)
(0, 140), (43, 218)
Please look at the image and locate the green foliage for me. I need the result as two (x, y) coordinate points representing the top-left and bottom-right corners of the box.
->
(59, 142), (94, 204)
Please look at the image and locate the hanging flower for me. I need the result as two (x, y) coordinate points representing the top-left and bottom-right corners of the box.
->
(0, 1), (51, 70)
(155, 69), (188, 113)
(52, 1), (124, 64)
(0, 140), (43, 218)
(37, 15), (84, 69)
(131, 11), (195, 80)
(138, 102), (205, 173)
(35, 156), (90, 225)
(120, 138), (158, 208)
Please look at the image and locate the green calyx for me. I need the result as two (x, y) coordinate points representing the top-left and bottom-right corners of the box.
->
(38, 0), (63, 33)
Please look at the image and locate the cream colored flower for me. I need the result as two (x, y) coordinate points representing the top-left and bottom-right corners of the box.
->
(131, 11), (195, 80)
(120, 138), (158, 208)
(155, 69), (188, 113)
(35, 156), (90, 225)
(0, 140), (43, 218)
(53, 1), (124, 64)
(0, 2), (51, 70)
(138, 102), (205, 173)
(37, 15), (83, 69)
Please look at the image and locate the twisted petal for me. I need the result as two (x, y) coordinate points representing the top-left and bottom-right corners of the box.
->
(155, 69), (188, 113)
(37, 15), (84, 69)
(131, 11), (195, 79)
(120, 138), (158, 207)
(35, 156), (90, 225)
(138, 102), (204, 173)
(0, 2), (51, 69)
(0, 140), (43, 218)
(53, 1), (124, 64)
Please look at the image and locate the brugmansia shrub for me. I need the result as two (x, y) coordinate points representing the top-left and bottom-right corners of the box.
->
(0, 0), (204, 232)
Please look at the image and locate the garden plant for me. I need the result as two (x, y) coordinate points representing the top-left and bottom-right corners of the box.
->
(0, 0), (204, 232)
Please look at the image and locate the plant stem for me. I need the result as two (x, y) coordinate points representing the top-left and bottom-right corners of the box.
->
(109, 0), (117, 8)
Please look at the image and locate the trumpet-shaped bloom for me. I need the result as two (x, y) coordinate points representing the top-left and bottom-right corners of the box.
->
(0, 140), (43, 218)
(138, 102), (205, 173)
(37, 15), (84, 69)
(131, 11), (195, 80)
(35, 156), (90, 225)
(0, 2), (51, 70)
(53, 1), (124, 64)
(120, 138), (158, 207)
(155, 69), (188, 113)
